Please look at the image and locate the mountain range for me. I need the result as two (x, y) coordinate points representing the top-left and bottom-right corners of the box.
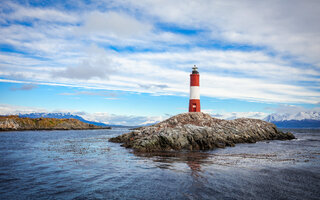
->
(18, 113), (110, 127)
(12, 111), (320, 128)
(264, 111), (320, 121)
(264, 111), (320, 128)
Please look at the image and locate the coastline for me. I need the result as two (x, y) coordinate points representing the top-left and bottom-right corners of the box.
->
(0, 126), (111, 132)
(0, 115), (111, 131)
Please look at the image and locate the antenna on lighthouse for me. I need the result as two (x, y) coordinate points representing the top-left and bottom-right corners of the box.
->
(192, 65), (199, 74)
(193, 65), (197, 70)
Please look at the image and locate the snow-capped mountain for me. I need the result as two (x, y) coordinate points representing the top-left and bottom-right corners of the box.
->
(18, 112), (109, 127)
(264, 111), (320, 128)
(264, 111), (320, 122)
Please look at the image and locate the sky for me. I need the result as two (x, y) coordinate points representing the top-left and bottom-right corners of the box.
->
(0, 0), (320, 125)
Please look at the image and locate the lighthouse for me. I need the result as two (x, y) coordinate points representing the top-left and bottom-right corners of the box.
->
(189, 65), (201, 112)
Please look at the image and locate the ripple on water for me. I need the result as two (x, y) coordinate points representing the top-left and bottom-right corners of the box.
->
(0, 128), (319, 199)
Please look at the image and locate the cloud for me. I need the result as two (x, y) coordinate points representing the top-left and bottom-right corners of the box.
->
(79, 112), (166, 126)
(0, 104), (165, 126)
(203, 108), (269, 120)
(1, 2), (78, 23)
(82, 11), (152, 37)
(125, 0), (320, 65)
(209, 111), (269, 120)
(0, 104), (47, 115)
(10, 84), (38, 91)
(138, 83), (169, 90)
(55, 60), (112, 80)
(210, 113), (223, 118)
(1, 103), (319, 126)
(1, 48), (319, 104)
(266, 104), (320, 114)
(0, 1), (319, 106)
(59, 90), (117, 97)
(52, 45), (118, 80)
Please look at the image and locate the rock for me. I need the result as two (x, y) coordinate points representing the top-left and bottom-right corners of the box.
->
(109, 112), (295, 152)
(0, 115), (111, 131)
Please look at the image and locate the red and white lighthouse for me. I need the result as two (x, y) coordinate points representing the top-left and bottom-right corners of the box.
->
(189, 65), (201, 112)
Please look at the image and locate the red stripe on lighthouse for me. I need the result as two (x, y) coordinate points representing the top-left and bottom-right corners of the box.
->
(190, 74), (199, 86)
(189, 99), (200, 112)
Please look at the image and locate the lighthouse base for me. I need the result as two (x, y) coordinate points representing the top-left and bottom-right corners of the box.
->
(189, 99), (201, 112)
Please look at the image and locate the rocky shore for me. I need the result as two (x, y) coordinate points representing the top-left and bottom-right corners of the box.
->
(109, 112), (295, 152)
(0, 115), (111, 131)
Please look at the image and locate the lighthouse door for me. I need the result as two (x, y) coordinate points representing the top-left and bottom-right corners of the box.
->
(192, 104), (197, 112)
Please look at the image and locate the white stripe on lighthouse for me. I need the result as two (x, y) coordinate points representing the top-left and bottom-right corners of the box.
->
(190, 86), (200, 99)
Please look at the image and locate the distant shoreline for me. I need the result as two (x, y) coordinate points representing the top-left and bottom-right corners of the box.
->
(0, 127), (111, 132)
(0, 115), (111, 131)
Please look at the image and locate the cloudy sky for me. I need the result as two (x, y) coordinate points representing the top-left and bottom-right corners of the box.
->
(0, 0), (319, 125)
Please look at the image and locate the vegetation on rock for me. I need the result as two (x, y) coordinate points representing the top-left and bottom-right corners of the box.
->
(0, 115), (110, 131)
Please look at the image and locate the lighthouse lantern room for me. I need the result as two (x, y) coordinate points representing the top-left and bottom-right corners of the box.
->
(189, 65), (201, 112)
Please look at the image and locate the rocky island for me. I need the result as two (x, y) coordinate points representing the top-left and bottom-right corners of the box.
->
(109, 112), (295, 152)
(0, 115), (111, 131)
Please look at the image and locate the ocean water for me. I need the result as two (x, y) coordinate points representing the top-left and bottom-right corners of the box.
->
(0, 128), (319, 200)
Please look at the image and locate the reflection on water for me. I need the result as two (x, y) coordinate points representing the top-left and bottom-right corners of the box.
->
(0, 128), (319, 199)
(135, 151), (208, 179)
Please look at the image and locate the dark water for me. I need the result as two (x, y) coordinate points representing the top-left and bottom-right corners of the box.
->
(0, 128), (319, 200)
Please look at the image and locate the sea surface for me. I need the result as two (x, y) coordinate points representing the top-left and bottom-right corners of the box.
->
(0, 128), (319, 200)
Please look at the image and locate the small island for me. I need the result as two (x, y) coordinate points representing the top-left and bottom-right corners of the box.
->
(0, 115), (111, 131)
(109, 112), (295, 152)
